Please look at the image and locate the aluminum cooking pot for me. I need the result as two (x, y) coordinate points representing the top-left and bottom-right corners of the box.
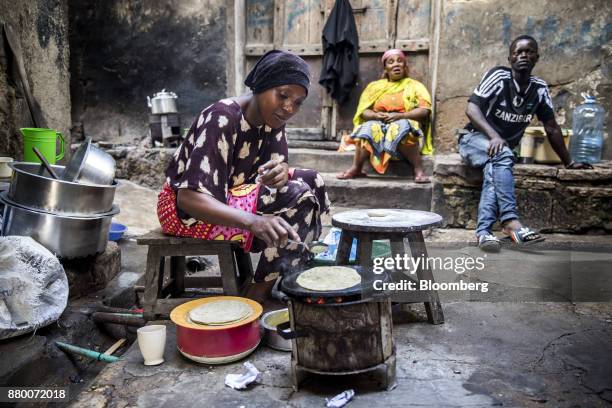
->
(62, 138), (116, 186)
(147, 89), (178, 114)
(0, 192), (118, 259)
(8, 162), (116, 215)
(261, 309), (291, 351)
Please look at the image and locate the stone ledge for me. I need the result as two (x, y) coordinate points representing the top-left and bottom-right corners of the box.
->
(63, 242), (122, 299)
(514, 164), (559, 178)
(557, 162), (612, 181)
(107, 146), (175, 189)
(432, 154), (612, 232)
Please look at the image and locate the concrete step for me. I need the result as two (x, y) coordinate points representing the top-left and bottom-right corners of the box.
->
(289, 147), (433, 177)
(320, 172), (432, 210)
(287, 140), (340, 150)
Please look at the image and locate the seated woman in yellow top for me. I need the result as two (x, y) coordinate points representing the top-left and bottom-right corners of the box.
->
(337, 49), (433, 183)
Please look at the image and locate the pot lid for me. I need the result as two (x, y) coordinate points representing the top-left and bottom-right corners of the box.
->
(152, 89), (177, 99)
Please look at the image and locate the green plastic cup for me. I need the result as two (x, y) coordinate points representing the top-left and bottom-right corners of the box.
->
(20, 128), (65, 164)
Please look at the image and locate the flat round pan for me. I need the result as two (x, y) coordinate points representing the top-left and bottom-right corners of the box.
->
(281, 265), (392, 298)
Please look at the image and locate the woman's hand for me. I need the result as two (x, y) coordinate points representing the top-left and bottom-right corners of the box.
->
(248, 214), (300, 247)
(383, 112), (404, 123)
(374, 112), (390, 121)
(258, 160), (289, 189)
(363, 110), (389, 122)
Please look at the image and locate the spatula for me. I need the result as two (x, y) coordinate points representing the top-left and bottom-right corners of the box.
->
(288, 240), (328, 254)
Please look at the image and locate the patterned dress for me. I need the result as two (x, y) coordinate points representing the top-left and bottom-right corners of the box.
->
(158, 98), (330, 282)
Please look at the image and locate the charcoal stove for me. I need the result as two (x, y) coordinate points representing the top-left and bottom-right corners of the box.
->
(278, 266), (396, 391)
(147, 89), (182, 147)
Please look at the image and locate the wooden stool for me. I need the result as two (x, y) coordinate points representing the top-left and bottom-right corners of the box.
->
(332, 209), (445, 325)
(136, 229), (253, 320)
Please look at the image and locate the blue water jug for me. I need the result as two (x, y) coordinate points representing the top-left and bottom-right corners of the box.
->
(569, 93), (605, 164)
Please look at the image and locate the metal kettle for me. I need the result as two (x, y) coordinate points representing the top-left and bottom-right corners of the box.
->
(147, 89), (178, 114)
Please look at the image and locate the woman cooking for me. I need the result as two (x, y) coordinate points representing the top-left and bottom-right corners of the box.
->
(157, 50), (330, 302)
(337, 49), (433, 183)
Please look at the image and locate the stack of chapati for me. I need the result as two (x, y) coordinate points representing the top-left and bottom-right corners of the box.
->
(296, 266), (362, 292)
(188, 300), (253, 326)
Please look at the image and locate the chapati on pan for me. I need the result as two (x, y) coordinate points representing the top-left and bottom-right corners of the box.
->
(296, 266), (362, 291)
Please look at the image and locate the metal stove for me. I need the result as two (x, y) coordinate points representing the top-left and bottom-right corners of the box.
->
(278, 266), (396, 391)
(147, 89), (182, 147)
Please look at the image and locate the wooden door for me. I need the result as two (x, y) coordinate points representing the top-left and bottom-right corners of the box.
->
(242, 0), (434, 141)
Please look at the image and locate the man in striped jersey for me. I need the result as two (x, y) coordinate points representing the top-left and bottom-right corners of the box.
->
(459, 35), (592, 252)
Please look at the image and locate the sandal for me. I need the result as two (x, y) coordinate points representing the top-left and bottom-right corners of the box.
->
(336, 170), (367, 180)
(478, 233), (501, 252)
(506, 227), (545, 246)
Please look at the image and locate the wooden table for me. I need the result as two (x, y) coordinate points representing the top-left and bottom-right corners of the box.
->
(332, 209), (444, 324)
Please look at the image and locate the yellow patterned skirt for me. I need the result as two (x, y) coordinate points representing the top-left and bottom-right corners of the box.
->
(350, 119), (422, 174)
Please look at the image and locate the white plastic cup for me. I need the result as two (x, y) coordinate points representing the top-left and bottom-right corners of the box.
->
(0, 157), (13, 178)
(137, 325), (166, 366)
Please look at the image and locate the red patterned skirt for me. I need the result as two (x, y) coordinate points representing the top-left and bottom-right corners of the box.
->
(157, 183), (260, 252)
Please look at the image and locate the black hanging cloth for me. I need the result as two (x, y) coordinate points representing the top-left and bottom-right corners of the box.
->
(318, 0), (359, 104)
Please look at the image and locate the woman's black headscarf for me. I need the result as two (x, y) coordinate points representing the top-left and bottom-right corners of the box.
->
(244, 50), (310, 95)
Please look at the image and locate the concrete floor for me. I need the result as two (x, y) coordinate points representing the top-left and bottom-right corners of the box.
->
(65, 180), (612, 407)
(70, 294), (612, 407)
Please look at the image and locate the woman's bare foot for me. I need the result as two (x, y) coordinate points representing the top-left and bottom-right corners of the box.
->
(414, 170), (430, 183)
(397, 143), (429, 183)
(336, 167), (367, 179)
(244, 280), (276, 304)
(337, 145), (370, 179)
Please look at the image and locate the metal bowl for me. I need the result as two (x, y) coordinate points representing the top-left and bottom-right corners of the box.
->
(0, 192), (118, 259)
(261, 308), (291, 352)
(62, 139), (116, 186)
(8, 162), (117, 215)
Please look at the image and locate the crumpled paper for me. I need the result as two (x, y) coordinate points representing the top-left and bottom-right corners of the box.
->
(224, 362), (260, 390)
(326, 389), (355, 408)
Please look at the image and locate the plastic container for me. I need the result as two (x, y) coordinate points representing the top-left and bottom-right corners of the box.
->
(314, 227), (357, 263)
(569, 93), (605, 164)
(313, 227), (393, 265)
(519, 128), (540, 164)
(20, 128), (65, 164)
(525, 127), (572, 164)
(109, 222), (127, 241)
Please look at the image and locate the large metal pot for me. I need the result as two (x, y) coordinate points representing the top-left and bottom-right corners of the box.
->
(147, 89), (178, 114)
(170, 297), (262, 364)
(0, 192), (118, 259)
(62, 139), (116, 186)
(8, 162), (116, 215)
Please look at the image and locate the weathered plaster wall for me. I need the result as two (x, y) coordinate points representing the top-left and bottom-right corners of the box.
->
(69, 0), (229, 144)
(0, 0), (71, 160)
(435, 0), (612, 158)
